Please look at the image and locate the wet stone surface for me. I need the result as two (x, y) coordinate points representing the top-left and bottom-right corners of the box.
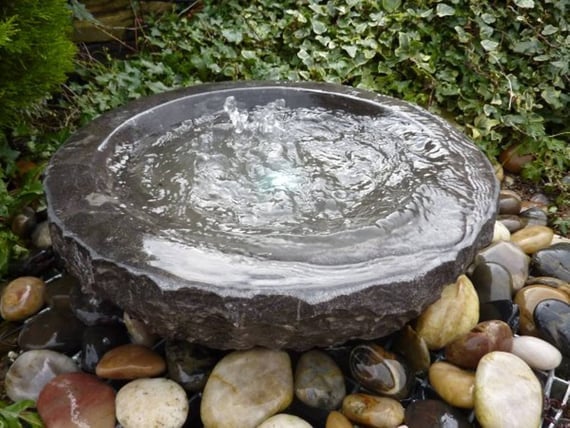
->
(44, 82), (498, 350)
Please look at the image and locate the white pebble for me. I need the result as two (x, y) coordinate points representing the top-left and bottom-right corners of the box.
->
(510, 335), (562, 371)
(116, 378), (188, 428)
(257, 414), (312, 427)
(492, 221), (511, 243)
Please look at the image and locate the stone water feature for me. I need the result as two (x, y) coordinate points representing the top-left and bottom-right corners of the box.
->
(44, 81), (499, 350)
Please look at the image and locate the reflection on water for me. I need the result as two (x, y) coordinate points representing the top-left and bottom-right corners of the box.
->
(108, 96), (490, 265)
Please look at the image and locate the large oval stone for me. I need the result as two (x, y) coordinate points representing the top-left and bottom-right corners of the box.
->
(200, 348), (293, 428)
(44, 82), (498, 350)
(474, 352), (542, 428)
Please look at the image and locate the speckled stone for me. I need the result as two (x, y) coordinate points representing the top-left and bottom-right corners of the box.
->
(476, 241), (530, 291)
(257, 414), (312, 428)
(295, 349), (345, 409)
(415, 275), (479, 350)
(342, 393), (405, 428)
(201, 348), (293, 428)
(474, 352), (542, 428)
(95, 343), (166, 379)
(5, 349), (79, 402)
(37, 372), (116, 428)
(511, 226), (554, 254)
(116, 378), (189, 428)
(0, 276), (45, 321)
(510, 335), (562, 371)
(428, 362), (475, 409)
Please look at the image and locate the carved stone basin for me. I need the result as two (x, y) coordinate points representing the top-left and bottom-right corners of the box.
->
(44, 81), (499, 350)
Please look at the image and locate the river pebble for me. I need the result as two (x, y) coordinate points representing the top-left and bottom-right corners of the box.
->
(511, 225), (554, 254)
(428, 361), (475, 409)
(514, 285), (569, 336)
(476, 241), (529, 291)
(474, 352), (542, 428)
(534, 298), (570, 357)
(257, 414), (312, 428)
(201, 348), (293, 428)
(116, 377), (189, 428)
(510, 335), (562, 370)
(96, 343), (166, 379)
(0, 276), (45, 321)
(532, 243), (570, 281)
(342, 393), (404, 428)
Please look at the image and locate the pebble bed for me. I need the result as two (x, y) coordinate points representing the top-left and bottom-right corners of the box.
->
(1, 164), (570, 428)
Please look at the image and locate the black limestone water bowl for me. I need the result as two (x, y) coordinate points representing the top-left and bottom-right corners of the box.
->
(44, 81), (499, 350)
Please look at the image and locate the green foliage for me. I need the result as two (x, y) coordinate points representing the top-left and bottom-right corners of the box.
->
(0, 0), (76, 129)
(70, 0), (568, 191)
(0, 400), (43, 428)
(0, 0), (76, 278)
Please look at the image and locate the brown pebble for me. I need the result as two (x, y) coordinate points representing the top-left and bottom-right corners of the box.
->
(95, 344), (166, 379)
(499, 145), (534, 174)
(514, 285), (570, 336)
(326, 410), (353, 428)
(0, 277), (45, 321)
(511, 226), (554, 254)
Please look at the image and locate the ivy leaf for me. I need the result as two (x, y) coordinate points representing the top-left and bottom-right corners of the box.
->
(436, 4), (455, 17)
(311, 19), (327, 35)
(480, 39), (499, 51)
(342, 45), (357, 58)
(382, 0), (401, 12)
(541, 87), (562, 108)
(541, 25), (558, 36)
(514, 0), (535, 8)
(221, 29), (242, 44)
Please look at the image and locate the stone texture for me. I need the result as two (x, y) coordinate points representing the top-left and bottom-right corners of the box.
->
(165, 341), (220, 393)
(498, 190), (521, 215)
(326, 411), (353, 428)
(95, 343), (166, 379)
(37, 372), (116, 428)
(393, 325), (430, 374)
(295, 350), (345, 410)
(474, 352), (542, 428)
(341, 393), (404, 428)
(510, 335), (562, 371)
(532, 243), (570, 281)
(404, 399), (471, 428)
(415, 275), (479, 350)
(0, 276), (45, 321)
(476, 241), (530, 291)
(5, 350), (79, 402)
(514, 285), (569, 336)
(469, 261), (513, 303)
(491, 221), (510, 243)
(534, 299), (570, 357)
(428, 362), (475, 409)
(511, 225), (554, 254)
(44, 82), (498, 350)
(200, 348), (293, 428)
(116, 378), (189, 428)
(257, 414), (312, 428)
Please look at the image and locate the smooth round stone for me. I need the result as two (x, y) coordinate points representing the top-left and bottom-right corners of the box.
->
(326, 411), (352, 428)
(491, 221), (510, 243)
(510, 335), (562, 370)
(1, 276), (46, 321)
(69, 284), (123, 326)
(349, 343), (412, 399)
(552, 234), (570, 246)
(342, 393), (404, 428)
(32, 221), (52, 249)
(445, 320), (513, 369)
(526, 275), (569, 289)
(530, 192), (549, 206)
(514, 285), (569, 336)
(165, 340), (220, 393)
(201, 348), (293, 428)
(478, 300), (519, 331)
(81, 324), (130, 373)
(498, 190), (521, 215)
(404, 399), (471, 428)
(96, 343), (166, 379)
(532, 243), (570, 282)
(257, 414), (312, 428)
(428, 362), (474, 409)
(295, 349), (345, 409)
(415, 275), (479, 350)
(511, 225), (554, 254)
(474, 352), (542, 428)
(124, 312), (158, 347)
(116, 378), (189, 428)
(5, 349), (79, 402)
(469, 261), (513, 303)
(499, 144), (534, 173)
(393, 325), (430, 374)
(534, 299), (570, 357)
(37, 372), (116, 428)
(519, 207), (548, 227)
(497, 214), (526, 233)
(18, 307), (84, 354)
(476, 241), (530, 291)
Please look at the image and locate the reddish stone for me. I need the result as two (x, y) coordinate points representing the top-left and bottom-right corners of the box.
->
(37, 372), (115, 428)
(96, 343), (166, 379)
(499, 145), (534, 174)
